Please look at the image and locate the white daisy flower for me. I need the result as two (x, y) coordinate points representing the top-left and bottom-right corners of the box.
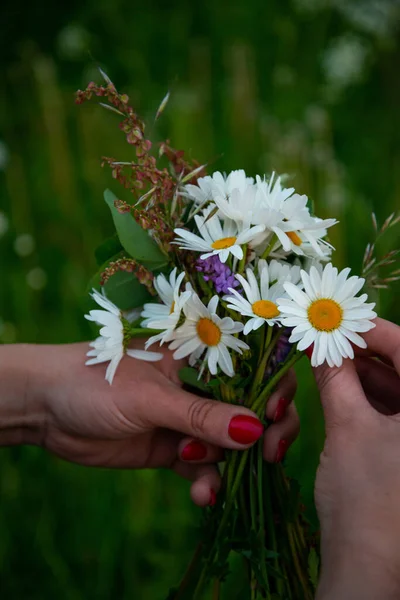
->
(265, 195), (337, 257)
(224, 259), (286, 335)
(277, 263), (377, 368)
(268, 259), (302, 286)
(273, 218), (336, 258)
(183, 169), (253, 205)
(214, 185), (284, 236)
(85, 289), (163, 384)
(255, 172), (296, 210)
(168, 293), (249, 377)
(141, 268), (191, 348)
(254, 176), (337, 257)
(300, 252), (332, 276)
(174, 205), (265, 263)
(213, 185), (259, 226)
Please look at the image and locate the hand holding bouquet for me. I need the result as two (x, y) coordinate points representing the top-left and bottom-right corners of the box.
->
(76, 72), (392, 599)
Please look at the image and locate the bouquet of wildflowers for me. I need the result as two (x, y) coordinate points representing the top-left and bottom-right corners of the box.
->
(76, 73), (384, 599)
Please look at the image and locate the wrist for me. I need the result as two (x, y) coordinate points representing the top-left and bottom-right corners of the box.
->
(317, 537), (400, 600)
(0, 344), (46, 447)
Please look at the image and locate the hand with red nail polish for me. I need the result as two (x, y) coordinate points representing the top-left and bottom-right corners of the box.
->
(209, 489), (217, 507)
(263, 368), (300, 464)
(273, 397), (290, 423)
(313, 318), (400, 600)
(0, 341), (284, 509)
(228, 415), (264, 444)
(275, 439), (288, 463)
(181, 440), (207, 461)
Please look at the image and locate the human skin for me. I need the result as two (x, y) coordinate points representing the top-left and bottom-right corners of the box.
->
(314, 318), (400, 600)
(0, 340), (299, 507)
(3, 320), (399, 594)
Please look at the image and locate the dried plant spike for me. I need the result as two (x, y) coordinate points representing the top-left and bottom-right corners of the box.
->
(363, 258), (376, 273)
(181, 163), (208, 184)
(99, 67), (113, 86)
(189, 200), (211, 220)
(203, 205), (219, 223)
(362, 210), (400, 290)
(362, 243), (371, 267)
(391, 214), (400, 227)
(99, 103), (125, 117)
(135, 186), (157, 207)
(170, 189), (179, 217)
(155, 90), (170, 122)
(100, 258), (155, 295)
(381, 212), (395, 232)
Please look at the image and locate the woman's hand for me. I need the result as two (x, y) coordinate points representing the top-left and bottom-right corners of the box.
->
(314, 318), (400, 599)
(0, 341), (299, 507)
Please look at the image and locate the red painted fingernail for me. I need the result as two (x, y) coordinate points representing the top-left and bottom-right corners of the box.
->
(305, 344), (313, 360)
(228, 415), (264, 445)
(181, 440), (207, 461)
(275, 439), (289, 463)
(209, 489), (217, 506)
(273, 397), (289, 423)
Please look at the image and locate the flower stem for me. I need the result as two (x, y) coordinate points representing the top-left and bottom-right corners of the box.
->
(260, 234), (277, 260)
(238, 244), (248, 274)
(173, 541), (204, 600)
(247, 326), (281, 406)
(251, 349), (303, 416)
(249, 447), (257, 531)
(212, 578), (220, 600)
(192, 450), (250, 599)
(129, 326), (163, 336)
(257, 442), (271, 594)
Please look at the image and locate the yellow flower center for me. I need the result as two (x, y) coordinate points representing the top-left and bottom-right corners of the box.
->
(211, 236), (237, 250)
(287, 231), (302, 246)
(252, 300), (280, 319)
(196, 318), (222, 346)
(170, 301), (175, 314)
(308, 298), (343, 332)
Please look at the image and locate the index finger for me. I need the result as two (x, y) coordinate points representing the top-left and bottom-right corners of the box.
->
(359, 318), (400, 373)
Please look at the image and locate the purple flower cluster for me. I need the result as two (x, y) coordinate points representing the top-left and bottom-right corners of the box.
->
(196, 255), (240, 294)
(265, 329), (293, 379)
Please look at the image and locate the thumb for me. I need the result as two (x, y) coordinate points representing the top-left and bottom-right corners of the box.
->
(313, 359), (369, 429)
(150, 383), (264, 449)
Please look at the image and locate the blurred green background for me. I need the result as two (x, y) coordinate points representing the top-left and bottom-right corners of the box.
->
(0, 0), (399, 597)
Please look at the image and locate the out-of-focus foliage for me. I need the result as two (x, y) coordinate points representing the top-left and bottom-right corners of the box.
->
(0, 0), (399, 597)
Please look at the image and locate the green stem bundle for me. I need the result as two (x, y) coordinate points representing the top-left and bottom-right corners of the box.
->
(170, 331), (317, 600)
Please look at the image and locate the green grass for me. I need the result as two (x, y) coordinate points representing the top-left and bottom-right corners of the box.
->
(0, 1), (399, 597)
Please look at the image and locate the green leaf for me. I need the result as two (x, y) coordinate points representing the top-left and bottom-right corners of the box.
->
(95, 234), (123, 266)
(308, 547), (319, 588)
(307, 196), (316, 216)
(104, 189), (167, 268)
(178, 367), (208, 393)
(104, 270), (152, 310)
(86, 252), (152, 311)
(206, 378), (221, 388)
(86, 252), (125, 294)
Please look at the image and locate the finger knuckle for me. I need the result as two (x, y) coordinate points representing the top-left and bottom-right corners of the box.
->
(286, 406), (301, 437)
(293, 410), (301, 433)
(314, 365), (343, 397)
(288, 367), (297, 386)
(187, 398), (215, 436)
